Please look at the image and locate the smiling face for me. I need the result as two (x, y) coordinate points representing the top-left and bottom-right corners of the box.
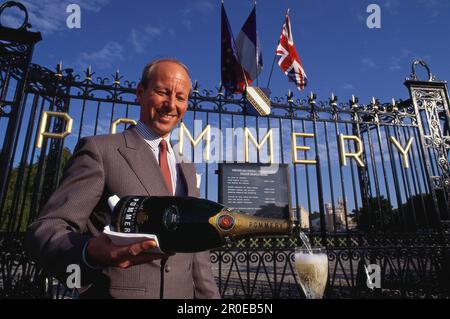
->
(137, 61), (191, 137)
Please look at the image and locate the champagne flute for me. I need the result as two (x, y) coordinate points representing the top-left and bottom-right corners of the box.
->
(294, 247), (329, 299)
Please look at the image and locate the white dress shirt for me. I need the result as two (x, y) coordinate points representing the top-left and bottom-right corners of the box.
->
(135, 121), (185, 196)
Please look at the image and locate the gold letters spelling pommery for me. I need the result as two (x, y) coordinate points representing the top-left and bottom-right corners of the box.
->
(35, 112), (415, 168)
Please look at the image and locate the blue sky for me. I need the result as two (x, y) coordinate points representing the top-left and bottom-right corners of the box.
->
(3, 0), (450, 102)
(2, 0), (449, 217)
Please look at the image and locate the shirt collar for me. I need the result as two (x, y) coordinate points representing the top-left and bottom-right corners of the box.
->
(135, 121), (172, 153)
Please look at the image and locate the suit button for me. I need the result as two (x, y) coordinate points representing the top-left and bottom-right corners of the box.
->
(165, 265), (171, 273)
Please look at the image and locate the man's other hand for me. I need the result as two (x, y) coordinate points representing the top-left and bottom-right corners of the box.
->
(86, 233), (172, 269)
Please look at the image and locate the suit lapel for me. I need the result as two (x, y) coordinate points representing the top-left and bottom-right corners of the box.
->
(118, 128), (171, 196)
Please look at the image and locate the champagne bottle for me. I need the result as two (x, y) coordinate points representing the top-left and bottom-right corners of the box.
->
(108, 195), (297, 253)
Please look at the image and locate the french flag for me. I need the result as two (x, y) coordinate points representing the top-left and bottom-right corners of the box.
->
(236, 5), (263, 88)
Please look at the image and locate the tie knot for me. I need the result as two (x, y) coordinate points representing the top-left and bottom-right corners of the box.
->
(159, 139), (168, 151)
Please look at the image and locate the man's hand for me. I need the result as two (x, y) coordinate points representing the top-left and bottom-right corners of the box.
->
(86, 233), (171, 269)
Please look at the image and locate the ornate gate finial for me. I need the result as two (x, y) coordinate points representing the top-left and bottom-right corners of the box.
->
(410, 60), (434, 82)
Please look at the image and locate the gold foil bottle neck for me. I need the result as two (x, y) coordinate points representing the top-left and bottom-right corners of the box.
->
(209, 209), (293, 240)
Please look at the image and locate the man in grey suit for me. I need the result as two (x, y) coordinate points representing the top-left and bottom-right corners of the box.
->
(25, 59), (220, 299)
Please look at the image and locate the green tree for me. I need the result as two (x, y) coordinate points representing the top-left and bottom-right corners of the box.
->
(0, 147), (73, 233)
(352, 195), (394, 232)
(397, 190), (446, 230)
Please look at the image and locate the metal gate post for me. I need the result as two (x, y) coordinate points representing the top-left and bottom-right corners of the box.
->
(0, 2), (41, 215)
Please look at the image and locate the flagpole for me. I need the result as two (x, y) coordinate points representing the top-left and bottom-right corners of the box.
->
(266, 55), (276, 89)
(266, 8), (289, 90)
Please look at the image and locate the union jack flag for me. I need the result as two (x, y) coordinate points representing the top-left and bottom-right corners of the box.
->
(276, 11), (308, 91)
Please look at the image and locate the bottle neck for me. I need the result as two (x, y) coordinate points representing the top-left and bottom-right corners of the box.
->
(209, 209), (294, 239)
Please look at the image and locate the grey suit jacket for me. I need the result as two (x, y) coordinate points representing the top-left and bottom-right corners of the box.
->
(25, 127), (220, 299)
